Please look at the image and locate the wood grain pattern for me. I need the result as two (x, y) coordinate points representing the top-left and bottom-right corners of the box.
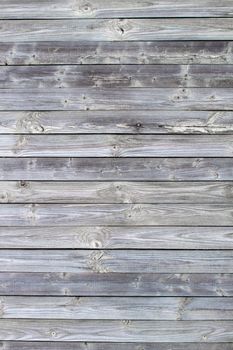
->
(1, 135), (233, 157)
(3, 65), (233, 88)
(0, 250), (232, 273)
(0, 296), (232, 320)
(0, 181), (232, 204)
(0, 203), (232, 226)
(2, 0), (233, 18)
(2, 88), (233, 110)
(0, 319), (232, 342)
(0, 343), (232, 350)
(1, 1), (233, 347)
(1, 272), (232, 296)
(0, 157), (231, 181)
(0, 226), (232, 249)
(1, 19), (233, 42)
(0, 111), (232, 134)
(1, 41), (232, 65)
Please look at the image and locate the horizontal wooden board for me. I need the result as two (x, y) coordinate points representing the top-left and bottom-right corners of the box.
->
(0, 226), (232, 249)
(1, 135), (233, 157)
(1, 41), (233, 65)
(1, 19), (233, 42)
(0, 158), (231, 181)
(0, 203), (233, 226)
(1, 272), (232, 296)
(2, 88), (233, 110)
(0, 319), (233, 342)
(0, 296), (232, 320)
(3, 65), (233, 88)
(0, 250), (232, 273)
(2, 0), (233, 18)
(0, 181), (233, 204)
(0, 111), (233, 134)
(0, 343), (232, 350)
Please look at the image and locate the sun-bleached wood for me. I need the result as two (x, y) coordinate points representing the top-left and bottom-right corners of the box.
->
(0, 181), (232, 204)
(0, 250), (232, 273)
(0, 111), (232, 134)
(1, 19), (233, 42)
(0, 203), (232, 226)
(0, 296), (232, 320)
(1, 1), (233, 348)
(2, 88), (233, 110)
(0, 319), (232, 342)
(2, 0), (233, 19)
(0, 157), (231, 181)
(0, 343), (231, 350)
(1, 41), (233, 65)
(0, 226), (232, 249)
(2, 65), (233, 88)
(1, 272), (232, 296)
(1, 135), (233, 157)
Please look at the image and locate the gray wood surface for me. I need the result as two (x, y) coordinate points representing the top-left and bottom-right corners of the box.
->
(0, 296), (232, 320)
(1, 272), (232, 296)
(3, 65), (233, 88)
(2, 88), (233, 110)
(0, 181), (232, 203)
(1, 1), (233, 347)
(0, 204), (232, 226)
(2, 0), (233, 18)
(0, 250), (232, 273)
(0, 111), (232, 134)
(1, 135), (233, 157)
(1, 41), (233, 65)
(0, 320), (232, 342)
(1, 19), (233, 42)
(0, 226), (232, 249)
(0, 158), (231, 181)
(0, 343), (232, 350)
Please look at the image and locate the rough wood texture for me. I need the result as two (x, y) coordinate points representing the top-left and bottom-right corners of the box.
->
(0, 203), (233, 226)
(0, 181), (232, 203)
(1, 1), (233, 348)
(0, 111), (232, 134)
(1, 296), (232, 320)
(2, 0), (233, 18)
(0, 250), (232, 273)
(2, 88), (233, 110)
(3, 65), (233, 88)
(1, 135), (233, 157)
(1, 273), (232, 296)
(0, 158), (231, 181)
(0, 319), (233, 342)
(1, 19), (233, 42)
(1, 41), (233, 65)
(0, 226), (232, 249)
(0, 343), (232, 350)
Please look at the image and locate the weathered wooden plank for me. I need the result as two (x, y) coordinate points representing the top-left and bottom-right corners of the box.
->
(1, 42), (233, 65)
(0, 343), (232, 350)
(1, 19), (233, 42)
(0, 158), (231, 181)
(0, 181), (233, 204)
(0, 296), (232, 320)
(0, 250), (232, 273)
(2, 0), (233, 19)
(0, 319), (232, 342)
(1, 135), (233, 157)
(3, 65), (233, 88)
(0, 204), (233, 226)
(0, 111), (233, 135)
(1, 272), (232, 296)
(0, 226), (232, 249)
(2, 88), (233, 110)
